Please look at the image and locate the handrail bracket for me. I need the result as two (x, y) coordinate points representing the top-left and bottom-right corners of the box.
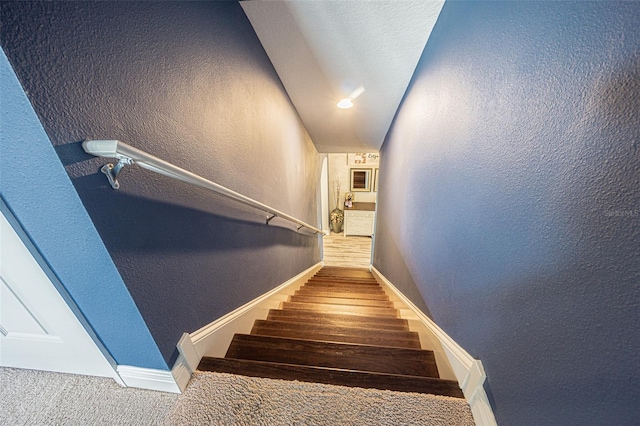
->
(266, 214), (277, 225)
(101, 157), (133, 190)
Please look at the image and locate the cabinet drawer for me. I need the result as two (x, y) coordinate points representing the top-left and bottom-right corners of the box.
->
(346, 211), (374, 220)
(344, 210), (374, 236)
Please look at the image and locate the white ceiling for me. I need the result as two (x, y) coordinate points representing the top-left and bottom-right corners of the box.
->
(241, 1), (444, 153)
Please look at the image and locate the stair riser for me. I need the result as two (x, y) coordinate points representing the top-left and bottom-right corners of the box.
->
(251, 330), (421, 349)
(295, 289), (390, 301)
(300, 285), (384, 292)
(266, 310), (410, 331)
(226, 335), (439, 378)
(251, 321), (421, 349)
(281, 302), (399, 318)
(312, 275), (378, 280)
(315, 270), (373, 277)
(301, 283), (386, 293)
(288, 295), (395, 308)
(308, 278), (380, 285)
(198, 357), (464, 398)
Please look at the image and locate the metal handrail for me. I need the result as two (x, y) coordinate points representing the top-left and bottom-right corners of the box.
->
(82, 140), (322, 234)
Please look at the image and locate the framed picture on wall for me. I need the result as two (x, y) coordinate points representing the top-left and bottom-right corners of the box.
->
(373, 168), (379, 192)
(350, 168), (372, 192)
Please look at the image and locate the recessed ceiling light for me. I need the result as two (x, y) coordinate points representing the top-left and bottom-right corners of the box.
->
(337, 85), (365, 109)
(337, 98), (354, 109)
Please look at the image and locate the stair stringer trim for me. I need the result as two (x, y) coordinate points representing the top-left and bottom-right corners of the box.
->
(172, 262), (324, 391)
(370, 266), (497, 426)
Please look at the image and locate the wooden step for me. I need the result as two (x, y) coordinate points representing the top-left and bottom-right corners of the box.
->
(309, 274), (377, 282)
(308, 277), (379, 285)
(266, 309), (410, 331)
(315, 268), (373, 277)
(251, 320), (421, 349)
(282, 302), (399, 318)
(304, 282), (381, 290)
(288, 295), (395, 308)
(198, 357), (464, 398)
(302, 283), (385, 293)
(294, 289), (389, 301)
(305, 282), (381, 290)
(225, 334), (439, 377)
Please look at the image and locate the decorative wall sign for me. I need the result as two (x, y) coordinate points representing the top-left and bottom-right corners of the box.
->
(347, 153), (380, 166)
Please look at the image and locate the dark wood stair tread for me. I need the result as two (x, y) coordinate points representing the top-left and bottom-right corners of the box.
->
(282, 302), (399, 318)
(198, 357), (463, 398)
(295, 289), (389, 300)
(266, 309), (410, 330)
(303, 283), (383, 291)
(312, 272), (375, 277)
(251, 320), (421, 348)
(310, 274), (378, 281)
(308, 278), (380, 285)
(288, 295), (395, 308)
(301, 283), (386, 293)
(226, 334), (439, 377)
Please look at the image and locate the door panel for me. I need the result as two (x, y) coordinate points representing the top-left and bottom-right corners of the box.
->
(0, 211), (117, 378)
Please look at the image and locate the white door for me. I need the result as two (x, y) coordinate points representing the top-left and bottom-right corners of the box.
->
(0, 210), (119, 380)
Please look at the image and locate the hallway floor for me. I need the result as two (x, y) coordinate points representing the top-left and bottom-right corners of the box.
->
(322, 232), (372, 268)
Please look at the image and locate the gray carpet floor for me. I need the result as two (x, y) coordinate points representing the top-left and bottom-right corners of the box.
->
(1, 367), (475, 425)
(0, 367), (177, 425)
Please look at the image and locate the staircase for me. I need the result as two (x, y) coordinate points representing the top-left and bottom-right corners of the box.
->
(198, 266), (463, 398)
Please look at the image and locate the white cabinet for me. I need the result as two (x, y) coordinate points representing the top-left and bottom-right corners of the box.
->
(343, 203), (375, 237)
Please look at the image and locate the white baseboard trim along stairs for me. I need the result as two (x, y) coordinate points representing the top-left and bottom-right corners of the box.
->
(370, 266), (497, 426)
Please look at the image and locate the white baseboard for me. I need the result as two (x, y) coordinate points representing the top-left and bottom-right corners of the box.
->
(370, 266), (497, 426)
(172, 262), (324, 390)
(169, 332), (200, 391)
(117, 365), (181, 393)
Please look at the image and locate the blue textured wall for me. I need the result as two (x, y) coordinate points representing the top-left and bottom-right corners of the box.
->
(1, 1), (322, 364)
(0, 50), (167, 369)
(375, 1), (639, 425)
